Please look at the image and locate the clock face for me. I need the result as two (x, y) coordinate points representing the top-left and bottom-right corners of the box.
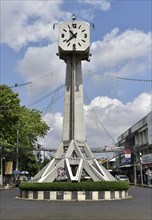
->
(59, 21), (90, 52)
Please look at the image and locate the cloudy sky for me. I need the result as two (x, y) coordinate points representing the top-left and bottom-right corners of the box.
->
(1, 0), (152, 149)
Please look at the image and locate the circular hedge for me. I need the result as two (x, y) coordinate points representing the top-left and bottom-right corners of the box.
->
(19, 181), (129, 192)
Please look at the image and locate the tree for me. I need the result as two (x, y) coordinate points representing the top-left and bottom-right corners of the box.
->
(0, 85), (50, 175)
(0, 85), (20, 145)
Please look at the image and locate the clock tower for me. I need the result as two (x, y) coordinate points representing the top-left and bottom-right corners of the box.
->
(58, 18), (90, 144)
(33, 16), (115, 182)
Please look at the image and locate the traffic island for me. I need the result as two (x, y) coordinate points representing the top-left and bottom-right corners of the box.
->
(18, 181), (130, 201)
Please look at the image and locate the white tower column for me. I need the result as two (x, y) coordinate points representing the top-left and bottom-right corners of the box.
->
(62, 56), (85, 143)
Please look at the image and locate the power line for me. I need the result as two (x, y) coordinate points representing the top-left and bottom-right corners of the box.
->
(113, 76), (152, 82)
(10, 82), (32, 88)
(42, 93), (64, 115)
(85, 69), (152, 82)
(8, 68), (151, 89)
(84, 89), (116, 145)
(9, 69), (58, 89)
(27, 84), (64, 108)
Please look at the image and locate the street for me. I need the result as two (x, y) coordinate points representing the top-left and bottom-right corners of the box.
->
(0, 186), (152, 220)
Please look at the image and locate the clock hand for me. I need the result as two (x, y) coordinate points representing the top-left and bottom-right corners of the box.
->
(73, 32), (77, 38)
(66, 32), (77, 43)
(69, 30), (75, 37)
(69, 30), (77, 38)
(66, 35), (75, 43)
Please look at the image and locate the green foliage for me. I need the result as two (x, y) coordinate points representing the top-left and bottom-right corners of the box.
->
(18, 151), (41, 176)
(19, 181), (129, 191)
(0, 85), (20, 145)
(18, 107), (49, 148)
(0, 85), (50, 175)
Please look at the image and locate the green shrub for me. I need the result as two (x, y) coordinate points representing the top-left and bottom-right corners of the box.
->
(19, 181), (129, 191)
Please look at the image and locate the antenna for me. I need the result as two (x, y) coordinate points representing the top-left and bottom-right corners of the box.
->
(72, 14), (76, 21)
(90, 23), (95, 30)
(53, 23), (58, 30)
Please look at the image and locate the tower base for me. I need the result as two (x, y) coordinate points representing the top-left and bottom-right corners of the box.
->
(33, 140), (115, 182)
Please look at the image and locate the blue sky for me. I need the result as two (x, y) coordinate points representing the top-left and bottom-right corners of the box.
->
(1, 0), (152, 149)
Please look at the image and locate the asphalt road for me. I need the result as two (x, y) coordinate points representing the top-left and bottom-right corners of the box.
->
(0, 186), (152, 220)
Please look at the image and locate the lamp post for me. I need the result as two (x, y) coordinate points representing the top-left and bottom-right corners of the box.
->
(133, 160), (137, 185)
(16, 129), (19, 171)
(139, 152), (143, 186)
(133, 147), (137, 185)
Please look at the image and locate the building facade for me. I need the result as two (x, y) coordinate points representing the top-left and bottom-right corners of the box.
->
(116, 111), (152, 185)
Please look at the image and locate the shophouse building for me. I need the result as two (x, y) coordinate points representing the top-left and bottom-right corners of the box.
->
(116, 111), (152, 185)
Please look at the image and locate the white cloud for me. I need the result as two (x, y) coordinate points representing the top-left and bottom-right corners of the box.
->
(39, 92), (151, 149)
(38, 112), (63, 149)
(79, 0), (111, 11)
(86, 28), (151, 78)
(1, 0), (63, 50)
(18, 28), (151, 97)
(85, 92), (151, 147)
(17, 42), (66, 96)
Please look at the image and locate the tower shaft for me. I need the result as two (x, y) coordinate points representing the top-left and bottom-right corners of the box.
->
(62, 55), (85, 143)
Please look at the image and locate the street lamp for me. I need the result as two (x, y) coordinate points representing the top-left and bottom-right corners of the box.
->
(139, 152), (143, 186)
(133, 150), (137, 185)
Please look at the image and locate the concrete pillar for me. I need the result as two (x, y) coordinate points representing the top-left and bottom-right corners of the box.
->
(62, 56), (85, 143)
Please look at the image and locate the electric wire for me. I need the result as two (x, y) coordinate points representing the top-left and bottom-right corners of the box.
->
(27, 84), (64, 107)
(42, 93), (64, 115)
(10, 82), (32, 88)
(9, 69), (59, 89)
(85, 68), (152, 82)
(8, 67), (151, 90)
(84, 89), (116, 145)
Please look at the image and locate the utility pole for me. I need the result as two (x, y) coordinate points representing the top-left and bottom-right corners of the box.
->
(0, 145), (4, 186)
(133, 147), (137, 185)
(139, 152), (143, 186)
(16, 129), (19, 171)
(133, 161), (137, 185)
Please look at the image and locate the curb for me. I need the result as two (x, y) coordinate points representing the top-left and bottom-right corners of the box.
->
(19, 190), (130, 201)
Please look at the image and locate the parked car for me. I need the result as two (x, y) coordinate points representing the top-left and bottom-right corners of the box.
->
(115, 175), (129, 182)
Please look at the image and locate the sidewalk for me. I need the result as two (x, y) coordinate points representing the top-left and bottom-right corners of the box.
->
(0, 184), (14, 190)
(130, 183), (152, 188)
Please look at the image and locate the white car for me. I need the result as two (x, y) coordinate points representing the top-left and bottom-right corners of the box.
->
(115, 175), (129, 182)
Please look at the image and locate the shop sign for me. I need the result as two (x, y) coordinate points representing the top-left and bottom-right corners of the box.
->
(142, 153), (152, 164)
(122, 157), (131, 165)
(5, 161), (13, 174)
(124, 149), (131, 158)
(125, 158), (131, 164)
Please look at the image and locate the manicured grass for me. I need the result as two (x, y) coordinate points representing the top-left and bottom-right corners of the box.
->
(19, 181), (129, 191)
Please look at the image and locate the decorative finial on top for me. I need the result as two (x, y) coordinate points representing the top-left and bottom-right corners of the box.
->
(72, 14), (76, 21)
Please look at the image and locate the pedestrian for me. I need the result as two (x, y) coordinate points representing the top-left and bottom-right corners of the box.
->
(146, 169), (152, 186)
